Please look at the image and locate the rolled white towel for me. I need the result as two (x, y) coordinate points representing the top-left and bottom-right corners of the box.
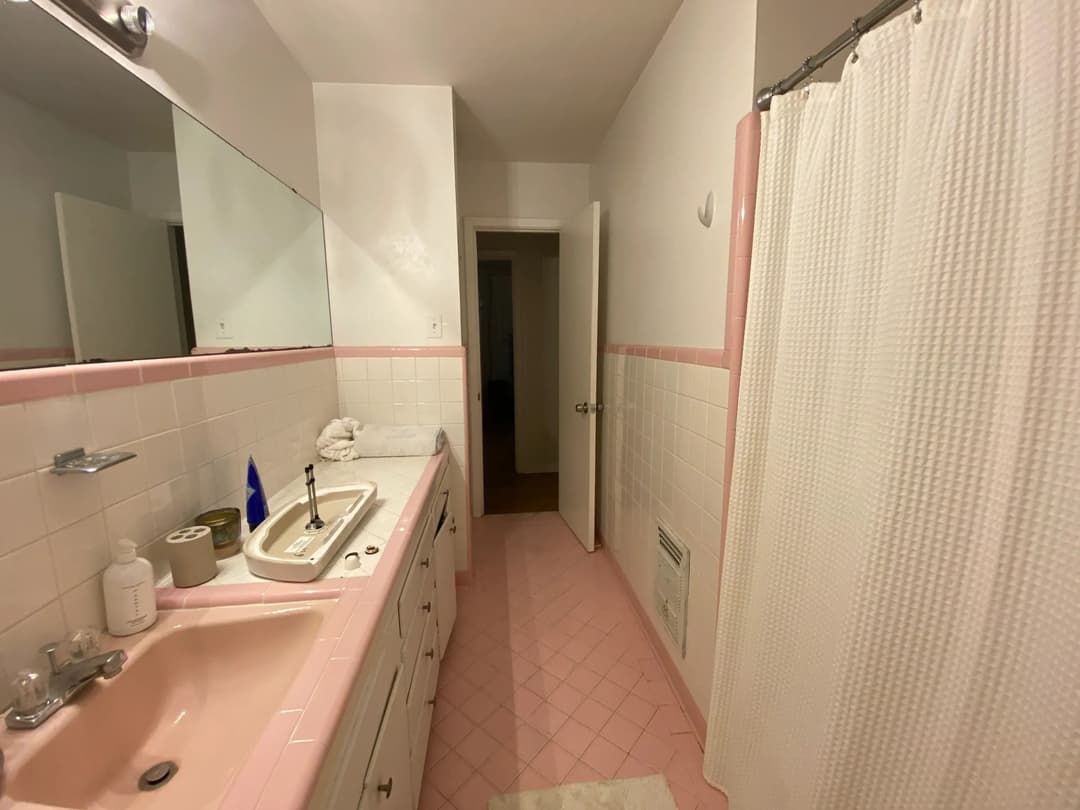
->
(352, 424), (445, 458)
(316, 417), (361, 461)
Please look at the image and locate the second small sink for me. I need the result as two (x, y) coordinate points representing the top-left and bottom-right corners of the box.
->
(243, 483), (377, 582)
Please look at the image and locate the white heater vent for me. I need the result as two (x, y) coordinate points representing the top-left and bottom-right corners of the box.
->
(654, 521), (689, 657)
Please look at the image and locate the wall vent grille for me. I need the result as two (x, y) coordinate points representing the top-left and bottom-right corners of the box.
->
(654, 521), (689, 657)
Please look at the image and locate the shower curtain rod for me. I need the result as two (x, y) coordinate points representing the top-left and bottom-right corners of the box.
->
(754, 0), (916, 111)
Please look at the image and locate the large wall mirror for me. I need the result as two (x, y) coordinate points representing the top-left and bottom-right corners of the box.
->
(0, 2), (332, 371)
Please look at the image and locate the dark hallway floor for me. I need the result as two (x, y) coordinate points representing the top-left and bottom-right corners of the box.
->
(482, 423), (558, 514)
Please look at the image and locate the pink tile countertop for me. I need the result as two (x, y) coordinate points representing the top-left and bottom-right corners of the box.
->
(155, 447), (450, 810)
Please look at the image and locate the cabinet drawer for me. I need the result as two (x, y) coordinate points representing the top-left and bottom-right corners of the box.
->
(399, 564), (433, 688)
(396, 512), (435, 637)
(406, 607), (439, 752)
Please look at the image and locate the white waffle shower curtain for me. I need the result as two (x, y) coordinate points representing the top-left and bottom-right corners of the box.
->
(704, 2), (1079, 809)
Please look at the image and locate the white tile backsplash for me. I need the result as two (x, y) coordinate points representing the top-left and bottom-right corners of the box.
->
(599, 352), (729, 714)
(336, 353), (468, 570)
(0, 357), (338, 705)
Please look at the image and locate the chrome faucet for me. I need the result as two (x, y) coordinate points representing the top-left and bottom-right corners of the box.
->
(5, 631), (126, 730)
(304, 464), (325, 531)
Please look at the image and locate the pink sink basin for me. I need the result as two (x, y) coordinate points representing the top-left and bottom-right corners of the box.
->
(0, 600), (336, 810)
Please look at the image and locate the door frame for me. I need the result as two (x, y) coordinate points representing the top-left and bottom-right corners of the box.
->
(463, 217), (562, 517)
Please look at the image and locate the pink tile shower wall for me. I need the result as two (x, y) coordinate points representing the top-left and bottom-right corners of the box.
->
(0, 351), (338, 705)
(334, 347), (471, 573)
(598, 349), (731, 718)
(720, 113), (761, 557)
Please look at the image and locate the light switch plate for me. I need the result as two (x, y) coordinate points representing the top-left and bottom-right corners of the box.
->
(427, 315), (442, 339)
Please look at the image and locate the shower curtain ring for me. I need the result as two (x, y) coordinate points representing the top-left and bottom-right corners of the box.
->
(913, 0), (923, 24)
(849, 18), (862, 63)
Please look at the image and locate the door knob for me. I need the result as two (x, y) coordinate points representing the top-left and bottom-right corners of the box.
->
(575, 402), (588, 413)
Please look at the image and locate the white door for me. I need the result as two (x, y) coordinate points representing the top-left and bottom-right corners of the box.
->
(55, 193), (184, 362)
(558, 202), (601, 552)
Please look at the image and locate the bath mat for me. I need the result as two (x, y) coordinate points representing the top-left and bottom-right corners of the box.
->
(487, 774), (678, 810)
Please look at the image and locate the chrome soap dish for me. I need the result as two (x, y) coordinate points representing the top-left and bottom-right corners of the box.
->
(52, 447), (137, 475)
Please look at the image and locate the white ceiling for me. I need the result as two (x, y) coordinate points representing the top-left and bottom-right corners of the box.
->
(253, 0), (684, 163)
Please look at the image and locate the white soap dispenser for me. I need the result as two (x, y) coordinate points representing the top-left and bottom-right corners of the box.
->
(103, 539), (157, 636)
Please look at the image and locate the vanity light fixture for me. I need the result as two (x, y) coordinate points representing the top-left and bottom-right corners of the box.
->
(51, 0), (154, 58)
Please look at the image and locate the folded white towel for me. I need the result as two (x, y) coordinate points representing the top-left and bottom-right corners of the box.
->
(316, 419), (445, 461)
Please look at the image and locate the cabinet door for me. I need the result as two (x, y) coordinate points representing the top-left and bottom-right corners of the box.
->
(358, 673), (413, 810)
(434, 515), (458, 659)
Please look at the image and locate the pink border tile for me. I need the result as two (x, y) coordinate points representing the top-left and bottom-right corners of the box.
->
(601, 344), (729, 370)
(0, 347), (336, 405)
(0, 366), (75, 405)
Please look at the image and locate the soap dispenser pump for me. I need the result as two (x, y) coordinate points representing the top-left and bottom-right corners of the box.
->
(103, 539), (157, 636)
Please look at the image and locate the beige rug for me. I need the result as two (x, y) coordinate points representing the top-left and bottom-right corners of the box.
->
(488, 775), (678, 810)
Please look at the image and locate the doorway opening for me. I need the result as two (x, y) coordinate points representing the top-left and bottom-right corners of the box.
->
(476, 231), (560, 514)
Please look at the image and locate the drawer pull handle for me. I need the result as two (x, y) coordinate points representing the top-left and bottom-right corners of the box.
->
(449, 524), (457, 535)
(377, 778), (393, 798)
(422, 601), (432, 613)
(425, 648), (435, 658)
(426, 697), (436, 706)
(421, 557), (430, 568)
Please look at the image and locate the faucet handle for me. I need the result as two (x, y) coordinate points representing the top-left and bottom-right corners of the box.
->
(68, 628), (102, 660)
(12, 669), (48, 713)
(38, 641), (67, 674)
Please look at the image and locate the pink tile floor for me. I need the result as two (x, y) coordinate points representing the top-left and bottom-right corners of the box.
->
(419, 512), (727, 810)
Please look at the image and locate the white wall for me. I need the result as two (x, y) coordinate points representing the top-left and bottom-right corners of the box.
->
(590, 0), (758, 349)
(30, 0), (321, 204)
(315, 84), (462, 347)
(127, 152), (182, 222)
(754, 0), (891, 95)
(0, 87), (131, 354)
(174, 108), (332, 351)
(457, 160), (591, 220)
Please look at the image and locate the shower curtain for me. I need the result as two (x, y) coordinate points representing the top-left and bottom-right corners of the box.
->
(704, 2), (1079, 809)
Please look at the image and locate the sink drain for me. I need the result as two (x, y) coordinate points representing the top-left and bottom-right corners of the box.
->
(138, 761), (178, 791)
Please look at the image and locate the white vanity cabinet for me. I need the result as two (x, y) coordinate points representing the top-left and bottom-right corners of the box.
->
(307, 456), (459, 810)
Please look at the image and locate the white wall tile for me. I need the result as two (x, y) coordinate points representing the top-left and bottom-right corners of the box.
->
(37, 469), (102, 534)
(104, 492), (155, 548)
(134, 382), (178, 437)
(48, 513), (110, 592)
(416, 403), (441, 425)
(0, 541), (59, 631)
(97, 443), (147, 507)
(438, 357), (462, 379)
(368, 380), (393, 404)
(393, 403), (418, 425)
(392, 380), (417, 404)
(340, 381), (369, 406)
(0, 404), (35, 480)
(60, 575), (106, 636)
(440, 401), (464, 424)
(85, 389), (140, 451)
(0, 473), (46, 557)
(415, 357), (440, 379)
(439, 379), (462, 403)
(391, 357), (415, 380)
(26, 395), (90, 470)
(706, 404), (727, 445)
(366, 358), (391, 380)
(142, 431), (185, 488)
(340, 358), (367, 380)
(416, 379), (440, 402)
(707, 367), (730, 405)
(172, 378), (207, 426)
(180, 422), (213, 470)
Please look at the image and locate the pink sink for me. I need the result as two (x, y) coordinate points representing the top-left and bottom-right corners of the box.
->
(0, 600), (336, 810)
